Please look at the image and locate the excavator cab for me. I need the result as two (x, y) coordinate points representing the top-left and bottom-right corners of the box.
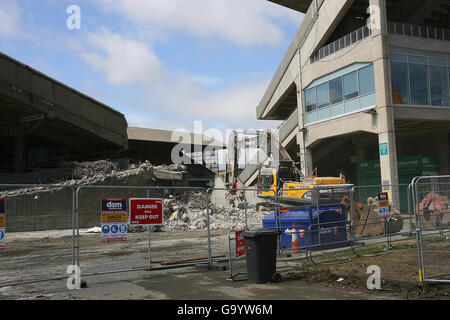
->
(258, 168), (277, 197)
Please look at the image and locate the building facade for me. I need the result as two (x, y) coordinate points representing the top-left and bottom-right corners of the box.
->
(256, 0), (450, 208)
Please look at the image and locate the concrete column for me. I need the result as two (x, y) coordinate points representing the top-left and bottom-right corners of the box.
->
(297, 132), (313, 177)
(370, 0), (400, 210)
(295, 48), (314, 178)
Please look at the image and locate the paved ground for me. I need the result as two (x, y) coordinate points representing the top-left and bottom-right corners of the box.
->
(0, 259), (401, 300)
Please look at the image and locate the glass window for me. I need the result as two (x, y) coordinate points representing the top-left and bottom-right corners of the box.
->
(317, 82), (329, 109)
(305, 87), (317, 112)
(343, 71), (358, 100)
(329, 77), (343, 105)
(429, 66), (449, 106)
(391, 62), (409, 104)
(409, 64), (429, 105)
(358, 65), (375, 95)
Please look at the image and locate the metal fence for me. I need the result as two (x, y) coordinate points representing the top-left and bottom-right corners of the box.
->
(311, 24), (371, 63)
(388, 21), (450, 42)
(2, 179), (448, 288)
(0, 184), (75, 287)
(74, 185), (221, 279)
(412, 176), (450, 284)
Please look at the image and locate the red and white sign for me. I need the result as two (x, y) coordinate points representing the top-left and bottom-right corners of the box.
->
(129, 198), (163, 226)
(298, 228), (306, 239)
(235, 230), (246, 258)
(0, 199), (4, 250)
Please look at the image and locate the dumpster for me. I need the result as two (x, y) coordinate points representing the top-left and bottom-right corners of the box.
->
(262, 205), (349, 251)
(243, 230), (280, 284)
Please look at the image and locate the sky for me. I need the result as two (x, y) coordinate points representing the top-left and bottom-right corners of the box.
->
(0, 0), (303, 144)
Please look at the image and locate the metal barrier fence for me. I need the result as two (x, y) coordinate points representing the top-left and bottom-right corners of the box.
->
(74, 185), (221, 279)
(349, 184), (415, 256)
(412, 176), (450, 284)
(3, 179), (447, 288)
(0, 184), (75, 287)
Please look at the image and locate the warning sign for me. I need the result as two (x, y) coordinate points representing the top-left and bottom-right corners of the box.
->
(0, 199), (5, 250)
(101, 213), (128, 223)
(298, 228), (306, 239)
(235, 230), (246, 258)
(377, 192), (391, 217)
(101, 199), (128, 243)
(129, 199), (163, 226)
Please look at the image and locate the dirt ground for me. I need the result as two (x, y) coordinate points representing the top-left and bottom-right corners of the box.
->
(293, 237), (450, 300)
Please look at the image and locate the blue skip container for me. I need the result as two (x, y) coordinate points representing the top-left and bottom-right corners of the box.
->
(262, 205), (349, 251)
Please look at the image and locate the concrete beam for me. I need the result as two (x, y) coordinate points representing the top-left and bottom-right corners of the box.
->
(268, 0), (313, 13)
(0, 52), (128, 149)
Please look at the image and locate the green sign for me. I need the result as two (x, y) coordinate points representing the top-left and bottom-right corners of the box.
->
(380, 142), (389, 156)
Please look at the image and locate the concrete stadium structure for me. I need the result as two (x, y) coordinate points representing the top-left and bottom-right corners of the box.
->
(255, 0), (450, 208)
(0, 52), (225, 180)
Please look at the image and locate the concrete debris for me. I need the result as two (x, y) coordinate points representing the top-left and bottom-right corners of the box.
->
(84, 227), (102, 234)
(0, 160), (186, 199)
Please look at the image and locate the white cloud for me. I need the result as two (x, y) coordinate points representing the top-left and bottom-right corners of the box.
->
(0, 1), (22, 36)
(79, 29), (282, 131)
(81, 28), (165, 85)
(99, 0), (302, 46)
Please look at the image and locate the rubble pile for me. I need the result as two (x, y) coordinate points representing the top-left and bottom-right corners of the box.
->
(0, 160), (185, 198)
(128, 191), (268, 233)
(162, 191), (266, 232)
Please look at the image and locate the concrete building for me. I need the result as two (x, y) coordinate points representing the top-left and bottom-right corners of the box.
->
(0, 52), (129, 174)
(0, 52), (226, 188)
(256, 0), (450, 210)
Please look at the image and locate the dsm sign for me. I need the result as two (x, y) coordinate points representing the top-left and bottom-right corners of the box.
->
(101, 199), (128, 213)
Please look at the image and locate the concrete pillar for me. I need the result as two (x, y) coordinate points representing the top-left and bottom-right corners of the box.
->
(295, 49), (314, 178)
(370, 0), (400, 210)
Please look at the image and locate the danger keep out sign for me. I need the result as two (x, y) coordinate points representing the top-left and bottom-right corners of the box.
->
(0, 199), (5, 250)
(129, 199), (163, 226)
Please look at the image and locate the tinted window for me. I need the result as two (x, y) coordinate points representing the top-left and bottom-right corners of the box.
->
(429, 66), (449, 106)
(305, 87), (317, 112)
(343, 71), (358, 100)
(409, 64), (429, 105)
(329, 77), (343, 105)
(358, 64), (375, 95)
(317, 82), (329, 109)
(391, 62), (409, 104)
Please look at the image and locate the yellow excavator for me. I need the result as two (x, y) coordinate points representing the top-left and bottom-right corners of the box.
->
(257, 160), (350, 209)
(224, 129), (351, 209)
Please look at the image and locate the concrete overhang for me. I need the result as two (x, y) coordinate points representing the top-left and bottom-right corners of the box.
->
(268, 0), (313, 13)
(126, 127), (226, 166)
(0, 52), (128, 149)
(127, 127), (226, 149)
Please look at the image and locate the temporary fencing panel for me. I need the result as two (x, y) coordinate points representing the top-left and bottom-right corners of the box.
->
(412, 176), (450, 284)
(75, 186), (219, 278)
(0, 184), (75, 287)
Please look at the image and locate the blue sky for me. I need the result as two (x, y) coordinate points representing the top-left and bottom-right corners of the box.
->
(0, 0), (303, 141)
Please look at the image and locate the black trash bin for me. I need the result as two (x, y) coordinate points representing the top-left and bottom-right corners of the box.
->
(243, 230), (280, 284)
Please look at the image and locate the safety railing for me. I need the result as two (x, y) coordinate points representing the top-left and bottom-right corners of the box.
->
(388, 21), (450, 41)
(311, 24), (371, 63)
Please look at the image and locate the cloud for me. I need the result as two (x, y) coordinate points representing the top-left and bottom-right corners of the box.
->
(0, 1), (22, 36)
(79, 29), (282, 132)
(99, 0), (302, 46)
(81, 28), (165, 85)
